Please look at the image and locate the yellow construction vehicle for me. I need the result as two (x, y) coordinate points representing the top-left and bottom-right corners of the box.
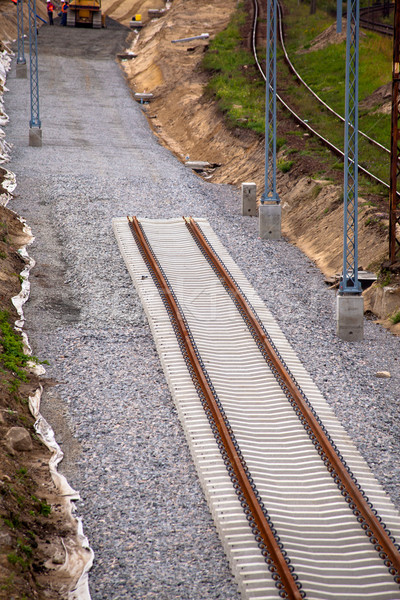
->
(66, 0), (103, 28)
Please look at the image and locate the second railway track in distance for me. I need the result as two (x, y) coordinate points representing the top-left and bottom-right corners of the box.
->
(113, 216), (400, 600)
(249, 0), (393, 190)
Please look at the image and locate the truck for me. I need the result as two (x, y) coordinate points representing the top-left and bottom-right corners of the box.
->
(66, 0), (103, 28)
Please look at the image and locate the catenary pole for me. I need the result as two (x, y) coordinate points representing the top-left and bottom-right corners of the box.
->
(259, 0), (281, 240)
(336, 0), (364, 341)
(337, 0), (342, 33)
(263, 0), (279, 204)
(16, 0), (27, 78)
(27, 0), (42, 146)
(16, 0), (26, 66)
(389, 0), (400, 264)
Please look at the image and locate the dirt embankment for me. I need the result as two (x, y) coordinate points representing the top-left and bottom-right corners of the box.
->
(0, 0), (47, 42)
(122, 0), (400, 333)
(0, 6), (94, 598)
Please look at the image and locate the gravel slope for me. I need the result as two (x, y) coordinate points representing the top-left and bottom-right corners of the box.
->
(5, 20), (400, 600)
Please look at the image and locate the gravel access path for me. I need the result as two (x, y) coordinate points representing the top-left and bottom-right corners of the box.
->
(5, 20), (400, 600)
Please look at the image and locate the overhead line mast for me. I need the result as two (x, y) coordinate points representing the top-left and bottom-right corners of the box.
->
(389, 0), (400, 264)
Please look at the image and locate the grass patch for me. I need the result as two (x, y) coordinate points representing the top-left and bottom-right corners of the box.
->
(0, 311), (31, 384)
(203, 3), (265, 133)
(0, 310), (47, 391)
(278, 158), (294, 173)
(390, 310), (400, 325)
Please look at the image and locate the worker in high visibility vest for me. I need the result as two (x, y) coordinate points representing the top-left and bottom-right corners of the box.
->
(47, 0), (54, 25)
(60, 1), (68, 26)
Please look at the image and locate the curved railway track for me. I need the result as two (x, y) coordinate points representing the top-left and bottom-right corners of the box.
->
(113, 215), (400, 600)
(250, 0), (391, 189)
(359, 3), (394, 36)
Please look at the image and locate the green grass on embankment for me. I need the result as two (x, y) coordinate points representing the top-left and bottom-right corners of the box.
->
(202, 0), (393, 187)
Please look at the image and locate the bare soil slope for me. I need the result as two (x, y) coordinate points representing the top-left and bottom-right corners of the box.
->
(122, 0), (400, 332)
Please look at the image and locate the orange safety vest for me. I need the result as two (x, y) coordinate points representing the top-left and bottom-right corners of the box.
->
(61, 2), (68, 12)
(47, 2), (54, 10)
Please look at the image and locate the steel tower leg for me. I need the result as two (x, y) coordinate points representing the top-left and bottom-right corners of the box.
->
(16, 0), (27, 78)
(337, 0), (363, 341)
(259, 0), (281, 240)
(27, 0), (42, 146)
(337, 0), (342, 34)
(389, 0), (400, 264)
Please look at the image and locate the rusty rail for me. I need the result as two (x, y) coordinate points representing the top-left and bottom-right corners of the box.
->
(183, 216), (400, 583)
(128, 215), (303, 600)
(127, 214), (400, 594)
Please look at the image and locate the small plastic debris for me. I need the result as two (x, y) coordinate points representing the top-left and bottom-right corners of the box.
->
(171, 33), (209, 43)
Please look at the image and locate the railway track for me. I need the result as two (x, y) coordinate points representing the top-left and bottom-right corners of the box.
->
(250, 0), (391, 190)
(113, 216), (400, 600)
(359, 3), (394, 36)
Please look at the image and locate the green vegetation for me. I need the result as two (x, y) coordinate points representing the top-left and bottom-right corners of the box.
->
(280, 1), (392, 182)
(0, 313), (30, 383)
(202, 0), (393, 185)
(0, 310), (31, 384)
(278, 158), (294, 173)
(378, 269), (393, 287)
(31, 495), (52, 517)
(203, 3), (265, 133)
(0, 310), (47, 392)
(7, 539), (34, 571)
(390, 310), (400, 324)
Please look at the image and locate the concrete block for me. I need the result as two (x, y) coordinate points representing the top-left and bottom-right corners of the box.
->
(16, 62), (27, 79)
(241, 182), (257, 216)
(259, 203), (281, 240)
(29, 127), (42, 147)
(336, 294), (364, 341)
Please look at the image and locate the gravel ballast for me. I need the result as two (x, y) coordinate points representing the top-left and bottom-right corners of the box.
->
(5, 21), (400, 600)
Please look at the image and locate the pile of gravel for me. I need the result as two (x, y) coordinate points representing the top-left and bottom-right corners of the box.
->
(4, 22), (399, 600)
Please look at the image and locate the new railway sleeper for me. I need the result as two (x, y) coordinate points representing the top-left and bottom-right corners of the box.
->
(113, 216), (400, 600)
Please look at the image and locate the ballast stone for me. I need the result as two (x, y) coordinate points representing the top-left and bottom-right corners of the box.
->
(375, 371), (391, 378)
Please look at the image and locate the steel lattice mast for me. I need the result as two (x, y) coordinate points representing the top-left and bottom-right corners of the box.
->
(389, 0), (400, 264)
(339, 0), (361, 295)
(336, 0), (363, 341)
(16, 0), (26, 67)
(263, 0), (279, 204)
(27, 0), (42, 145)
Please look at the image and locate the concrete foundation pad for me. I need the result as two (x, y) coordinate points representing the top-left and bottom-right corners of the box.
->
(29, 128), (43, 147)
(16, 63), (27, 79)
(259, 202), (281, 240)
(241, 182), (257, 216)
(336, 294), (364, 341)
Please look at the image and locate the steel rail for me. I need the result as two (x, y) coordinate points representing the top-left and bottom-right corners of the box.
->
(127, 216), (304, 600)
(359, 3), (394, 36)
(184, 215), (400, 583)
(251, 0), (390, 190)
